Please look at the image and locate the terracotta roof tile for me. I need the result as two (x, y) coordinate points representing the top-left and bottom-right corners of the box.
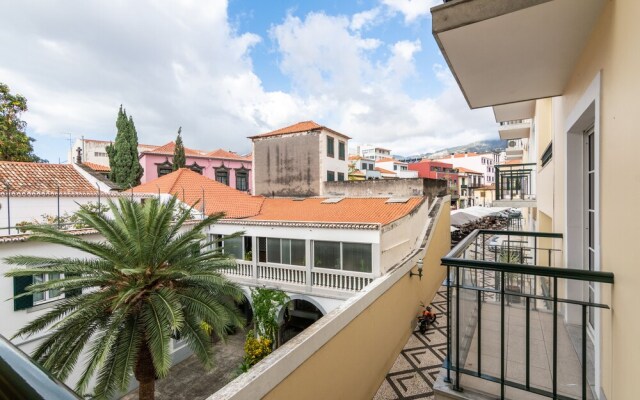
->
(247, 197), (424, 225)
(145, 141), (204, 156)
(0, 162), (98, 196)
(348, 155), (362, 161)
(83, 162), (110, 172)
(375, 167), (395, 174)
(205, 148), (251, 161)
(131, 169), (263, 219)
(455, 167), (482, 174)
(249, 121), (351, 140)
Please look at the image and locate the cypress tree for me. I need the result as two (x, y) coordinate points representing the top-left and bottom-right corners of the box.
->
(106, 106), (144, 188)
(173, 127), (186, 171)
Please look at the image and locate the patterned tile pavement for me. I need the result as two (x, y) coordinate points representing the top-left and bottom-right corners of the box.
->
(373, 287), (448, 400)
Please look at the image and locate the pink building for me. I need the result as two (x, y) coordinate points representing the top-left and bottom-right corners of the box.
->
(139, 142), (252, 192)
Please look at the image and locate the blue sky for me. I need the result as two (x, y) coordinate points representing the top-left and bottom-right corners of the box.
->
(2, 0), (496, 163)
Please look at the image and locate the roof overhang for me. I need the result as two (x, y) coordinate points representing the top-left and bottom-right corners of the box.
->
(432, 0), (606, 108)
(493, 101), (536, 123)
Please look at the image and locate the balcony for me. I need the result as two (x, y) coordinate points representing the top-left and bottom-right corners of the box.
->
(499, 120), (531, 140)
(494, 163), (536, 208)
(437, 230), (614, 400)
(220, 260), (375, 299)
(431, 0), (606, 108)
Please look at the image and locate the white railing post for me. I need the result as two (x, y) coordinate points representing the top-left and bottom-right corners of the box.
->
(305, 239), (312, 292)
(252, 236), (258, 283)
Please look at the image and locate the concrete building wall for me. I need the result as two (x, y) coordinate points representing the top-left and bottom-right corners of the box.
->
(548, 1), (640, 397)
(253, 133), (321, 197)
(323, 178), (447, 199)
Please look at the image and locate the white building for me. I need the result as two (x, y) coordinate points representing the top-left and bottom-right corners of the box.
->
(438, 152), (497, 185)
(69, 138), (158, 168)
(359, 145), (392, 161)
(375, 157), (419, 179)
(348, 155), (382, 180)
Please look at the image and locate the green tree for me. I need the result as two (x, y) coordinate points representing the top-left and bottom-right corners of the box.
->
(4, 197), (244, 400)
(0, 82), (46, 162)
(172, 127), (186, 171)
(250, 287), (289, 346)
(106, 106), (144, 188)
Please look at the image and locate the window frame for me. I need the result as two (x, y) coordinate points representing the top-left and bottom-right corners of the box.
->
(327, 136), (335, 158)
(327, 170), (335, 181)
(312, 240), (372, 273)
(338, 141), (346, 160)
(259, 237), (306, 266)
(32, 273), (65, 305)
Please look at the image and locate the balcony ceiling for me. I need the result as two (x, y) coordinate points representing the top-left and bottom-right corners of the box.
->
(432, 0), (606, 109)
(499, 125), (530, 140)
(493, 100), (536, 123)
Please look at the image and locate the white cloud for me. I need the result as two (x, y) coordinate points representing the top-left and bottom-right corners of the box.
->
(270, 12), (496, 156)
(1, 2), (496, 161)
(380, 0), (440, 23)
(0, 0), (299, 154)
(350, 7), (382, 31)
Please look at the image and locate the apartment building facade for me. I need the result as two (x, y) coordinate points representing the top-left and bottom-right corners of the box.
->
(438, 152), (497, 185)
(432, 0), (638, 399)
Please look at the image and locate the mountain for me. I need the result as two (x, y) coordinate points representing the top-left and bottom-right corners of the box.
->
(396, 139), (507, 161)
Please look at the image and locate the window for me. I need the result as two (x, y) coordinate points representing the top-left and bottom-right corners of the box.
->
(32, 273), (64, 304)
(338, 141), (346, 160)
(94, 152), (107, 157)
(188, 162), (203, 174)
(157, 160), (173, 177)
(260, 238), (305, 266)
(236, 170), (248, 191)
(368, 163), (373, 171)
(393, 165), (397, 171)
(327, 171), (335, 181)
(223, 236), (244, 259)
(337, 172), (345, 181)
(313, 241), (372, 273)
(327, 136), (335, 157)
(216, 168), (229, 185)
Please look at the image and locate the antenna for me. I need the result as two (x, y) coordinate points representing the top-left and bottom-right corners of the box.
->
(67, 133), (73, 164)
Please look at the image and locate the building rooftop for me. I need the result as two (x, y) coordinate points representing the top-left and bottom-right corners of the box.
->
(82, 161), (110, 172)
(0, 162), (99, 196)
(144, 141), (205, 157)
(456, 167), (483, 174)
(375, 167), (395, 175)
(131, 169), (263, 219)
(377, 157), (406, 164)
(249, 120), (351, 140)
(204, 149), (251, 162)
(246, 197), (424, 225)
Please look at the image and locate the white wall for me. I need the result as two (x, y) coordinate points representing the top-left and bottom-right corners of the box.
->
(440, 154), (495, 185)
(319, 131), (349, 183)
(0, 196), (106, 234)
(380, 198), (431, 273)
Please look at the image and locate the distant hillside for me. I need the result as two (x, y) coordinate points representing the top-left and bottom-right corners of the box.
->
(397, 139), (507, 161)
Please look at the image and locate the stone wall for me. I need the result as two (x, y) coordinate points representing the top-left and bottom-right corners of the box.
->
(323, 178), (447, 198)
(253, 132), (321, 197)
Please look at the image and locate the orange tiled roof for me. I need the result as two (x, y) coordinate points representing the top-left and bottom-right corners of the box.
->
(249, 120), (351, 140)
(205, 148), (251, 161)
(247, 197), (424, 225)
(131, 169), (263, 219)
(375, 167), (395, 175)
(83, 162), (110, 172)
(0, 162), (98, 196)
(350, 170), (366, 176)
(145, 141), (204, 157)
(377, 157), (406, 164)
(456, 167), (482, 175)
(504, 159), (523, 165)
(349, 155), (362, 161)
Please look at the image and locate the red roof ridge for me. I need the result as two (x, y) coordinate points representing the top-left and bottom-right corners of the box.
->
(249, 120), (351, 140)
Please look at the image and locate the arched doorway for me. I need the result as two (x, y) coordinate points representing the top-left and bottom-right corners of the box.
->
(237, 294), (254, 327)
(279, 298), (324, 345)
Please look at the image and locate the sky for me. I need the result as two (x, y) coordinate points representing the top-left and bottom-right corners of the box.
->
(1, 0), (497, 163)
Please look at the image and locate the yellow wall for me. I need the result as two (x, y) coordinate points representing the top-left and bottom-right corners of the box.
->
(263, 202), (451, 400)
(545, 1), (640, 397)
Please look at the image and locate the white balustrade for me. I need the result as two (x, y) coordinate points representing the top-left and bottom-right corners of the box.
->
(312, 269), (374, 292)
(220, 260), (254, 278)
(257, 263), (307, 285)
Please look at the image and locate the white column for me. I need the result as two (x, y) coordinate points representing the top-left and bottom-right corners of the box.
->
(252, 236), (258, 283)
(305, 239), (312, 292)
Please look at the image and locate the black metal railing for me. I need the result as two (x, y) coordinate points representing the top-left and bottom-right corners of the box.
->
(541, 142), (553, 167)
(495, 163), (536, 201)
(0, 335), (81, 399)
(441, 230), (613, 400)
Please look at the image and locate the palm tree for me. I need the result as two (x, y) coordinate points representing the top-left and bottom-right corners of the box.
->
(4, 196), (244, 400)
